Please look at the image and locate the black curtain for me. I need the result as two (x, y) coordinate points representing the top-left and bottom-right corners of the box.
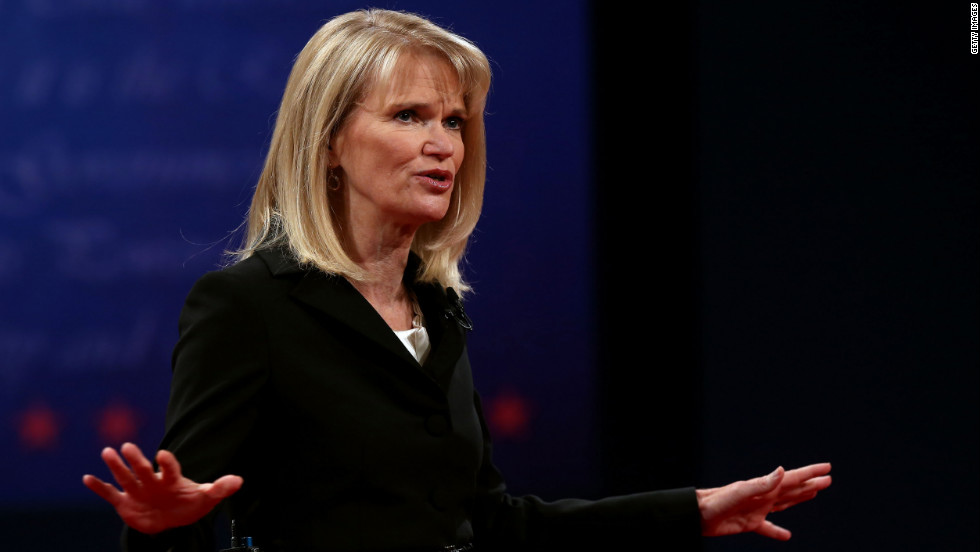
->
(594, 2), (978, 550)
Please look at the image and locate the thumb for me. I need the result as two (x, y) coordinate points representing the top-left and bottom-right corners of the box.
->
(752, 466), (784, 495)
(204, 475), (243, 500)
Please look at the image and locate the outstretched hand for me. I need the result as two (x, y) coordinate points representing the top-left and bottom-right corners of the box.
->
(697, 462), (832, 540)
(82, 442), (242, 535)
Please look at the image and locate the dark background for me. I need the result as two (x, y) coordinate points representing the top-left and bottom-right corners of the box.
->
(3, 1), (977, 550)
(596, 2), (978, 551)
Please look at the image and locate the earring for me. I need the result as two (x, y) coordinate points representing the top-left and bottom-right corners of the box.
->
(327, 170), (342, 191)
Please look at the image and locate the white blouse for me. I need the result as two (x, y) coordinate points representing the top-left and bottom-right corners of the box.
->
(393, 322), (431, 364)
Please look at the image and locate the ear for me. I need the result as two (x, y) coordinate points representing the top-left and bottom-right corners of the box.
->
(325, 143), (340, 169)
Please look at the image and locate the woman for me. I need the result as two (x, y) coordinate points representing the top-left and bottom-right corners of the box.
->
(83, 9), (831, 551)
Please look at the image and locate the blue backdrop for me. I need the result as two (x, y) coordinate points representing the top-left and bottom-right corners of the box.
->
(1, 0), (596, 507)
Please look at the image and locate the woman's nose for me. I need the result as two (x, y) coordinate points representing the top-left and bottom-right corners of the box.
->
(422, 126), (456, 160)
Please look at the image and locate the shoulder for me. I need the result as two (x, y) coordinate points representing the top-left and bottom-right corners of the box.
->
(172, 253), (304, 373)
(188, 249), (302, 300)
(201, 250), (278, 284)
(178, 249), (309, 331)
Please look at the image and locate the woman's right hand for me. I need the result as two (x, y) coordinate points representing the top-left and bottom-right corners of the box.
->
(82, 442), (243, 535)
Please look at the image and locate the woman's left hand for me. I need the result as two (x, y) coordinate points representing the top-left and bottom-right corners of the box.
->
(696, 462), (832, 540)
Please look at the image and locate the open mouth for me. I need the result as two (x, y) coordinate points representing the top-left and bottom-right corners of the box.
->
(422, 170), (452, 182)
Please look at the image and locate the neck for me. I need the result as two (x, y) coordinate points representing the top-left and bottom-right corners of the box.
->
(344, 218), (420, 331)
(347, 223), (417, 288)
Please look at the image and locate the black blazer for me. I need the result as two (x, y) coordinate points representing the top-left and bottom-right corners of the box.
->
(123, 248), (702, 552)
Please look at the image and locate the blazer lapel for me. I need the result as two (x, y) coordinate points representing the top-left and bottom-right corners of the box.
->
(257, 249), (421, 369)
(415, 282), (467, 390)
(256, 248), (469, 392)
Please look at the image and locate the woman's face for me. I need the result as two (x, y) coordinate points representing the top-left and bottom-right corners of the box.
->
(330, 51), (466, 233)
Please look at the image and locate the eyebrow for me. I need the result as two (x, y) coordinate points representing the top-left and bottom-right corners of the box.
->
(390, 101), (468, 119)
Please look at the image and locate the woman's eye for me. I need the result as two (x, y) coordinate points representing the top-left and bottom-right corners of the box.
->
(445, 117), (464, 130)
(395, 110), (414, 122)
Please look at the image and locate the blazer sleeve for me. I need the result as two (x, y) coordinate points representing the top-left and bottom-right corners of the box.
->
(469, 393), (703, 551)
(123, 269), (271, 552)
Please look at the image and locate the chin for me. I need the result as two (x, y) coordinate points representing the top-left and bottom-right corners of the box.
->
(394, 210), (449, 229)
(417, 201), (453, 223)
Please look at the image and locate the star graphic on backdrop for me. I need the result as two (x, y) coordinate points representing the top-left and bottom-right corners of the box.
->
(96, 401), (141, 445)
(485, 388), (532, 440)
(17, 402), (61, 451)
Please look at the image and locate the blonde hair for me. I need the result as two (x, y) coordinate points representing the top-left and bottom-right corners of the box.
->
(233, 9), (491, 291)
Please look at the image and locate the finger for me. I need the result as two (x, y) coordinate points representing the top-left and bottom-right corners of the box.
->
(812, 474), (832, 490)
(721, 466), (784, 505)
(774, 474), (832, 502)
(203, 475), (244, 501)
(771, 475), (832, 511)
(752, 466), (785, 495)
(782, 463), (832, 486)
(754, 519), (792, 541)
(771, 490), (818, 512)
(797, 474), (832, 493)
(82, 474), (122, 506)
(101, 447), (141, 495)
(156, 449), (183, 486)
(120, 443), (158, 486)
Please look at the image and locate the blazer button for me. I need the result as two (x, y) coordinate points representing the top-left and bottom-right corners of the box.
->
(425, 414), (449, 437)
